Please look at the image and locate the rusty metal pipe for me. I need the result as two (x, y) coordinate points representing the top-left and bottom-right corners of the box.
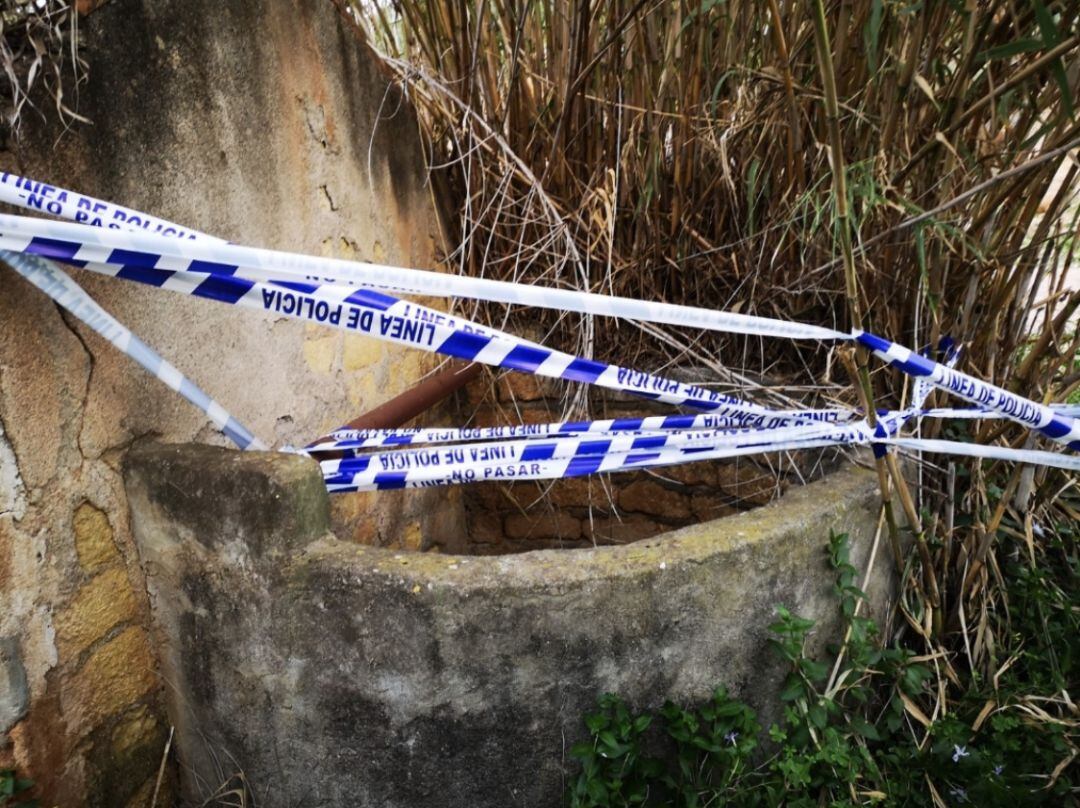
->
(313, 361), (482, 450)
(345, 361), (482, 430)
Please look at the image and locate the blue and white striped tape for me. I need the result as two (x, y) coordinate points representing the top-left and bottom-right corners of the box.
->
(0, 173), (216, 242)
(1, 173), (1077, 497)
(855, 331), (1080, 450)
(0, 209), (846, 340)
(53, 257), (778, 414)
(322, 424), (869, 492)
(306, 408), (856, 454)
(306, 404), (1080, 457)
(317, 423), (1080, 493)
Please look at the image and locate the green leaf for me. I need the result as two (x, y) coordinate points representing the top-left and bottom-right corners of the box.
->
(800, 658), (830, 682)
(915, 222), (927, 289)
(863, 0), (884, 74)
(850, 714), (882, 740)
(1030, 0), (1059, 45)
(571, 742), (596, 761)
(980, 37), (1043, 62)
(692, 736), (722, 753)
(780, 673), (804, 701)
(902, 663), (930, 694)
(586, 777), (607, 803)
(1031, 0), (1076, 119)
(715, 700), (746, 717)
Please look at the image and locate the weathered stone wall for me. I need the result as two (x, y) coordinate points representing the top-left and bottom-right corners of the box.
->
(125, 443), (898, 808)
(0, 1), (460, 804)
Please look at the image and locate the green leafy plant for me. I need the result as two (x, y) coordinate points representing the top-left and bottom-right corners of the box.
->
(568, 532), (1079, 806)
(568, 693), (660, 807)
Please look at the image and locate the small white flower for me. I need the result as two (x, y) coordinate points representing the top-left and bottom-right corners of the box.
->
(952, 745), (970, 763)
(724, 730), (739, 745)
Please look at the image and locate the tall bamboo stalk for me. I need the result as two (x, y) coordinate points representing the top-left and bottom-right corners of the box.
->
(810, 0), (940, 619)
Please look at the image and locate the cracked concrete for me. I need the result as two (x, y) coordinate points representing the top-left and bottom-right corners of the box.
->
(0, 0), (459, 803)
(55, 306), (96, 461)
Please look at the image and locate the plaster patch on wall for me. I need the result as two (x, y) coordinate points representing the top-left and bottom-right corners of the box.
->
(0, 418), (26, 521)
(0, 636), (29, 735)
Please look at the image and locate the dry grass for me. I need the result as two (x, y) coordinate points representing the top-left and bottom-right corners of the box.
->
(0, 0), (87, 143)
(352, 1), (1078, 405)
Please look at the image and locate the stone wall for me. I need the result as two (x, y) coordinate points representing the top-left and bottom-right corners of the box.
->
(457, 372), (842, 554)
(124, 442), (898, 808)
(0, 1), (459, 804)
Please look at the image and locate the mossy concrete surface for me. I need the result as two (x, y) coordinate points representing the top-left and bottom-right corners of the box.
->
(125, 443), (897, 808)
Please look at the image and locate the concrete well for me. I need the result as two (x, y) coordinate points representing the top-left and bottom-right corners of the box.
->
(124, 443), (896, 808)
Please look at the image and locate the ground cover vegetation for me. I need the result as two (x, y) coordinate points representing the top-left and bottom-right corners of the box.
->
(568, 529), (1079, 805)
(353, 0), (1080, 803)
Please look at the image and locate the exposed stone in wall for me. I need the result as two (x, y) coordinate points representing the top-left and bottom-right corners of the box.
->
(124, 442), (899, 808)
(71, 502), (119, 574)
(0, 421), (26, 522)
(0, 0), (456, 802)
(454, 374), (839, 554)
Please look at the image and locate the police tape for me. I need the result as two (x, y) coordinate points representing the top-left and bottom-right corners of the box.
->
(313, 345), (1080, 494)
(1, 249), (266, 450)
(0, 172), (794, 421)
(1, 173), (1078, 494)
(0, 173), (218, 242)
(44, 256), (782, 415)
(321, 428), (869, 492)
(320, 420), (868, 478)
(312, 393), (1080, 492)
(855, 331), (1080, 450)
(5, 210), (1078, 443)
(1, 179), (1076, 445)
(304, 408), (857, 454)
(317, 425), (1080, 493)
(303, 333), (1067, 461)
(0, 209), (847, 340)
